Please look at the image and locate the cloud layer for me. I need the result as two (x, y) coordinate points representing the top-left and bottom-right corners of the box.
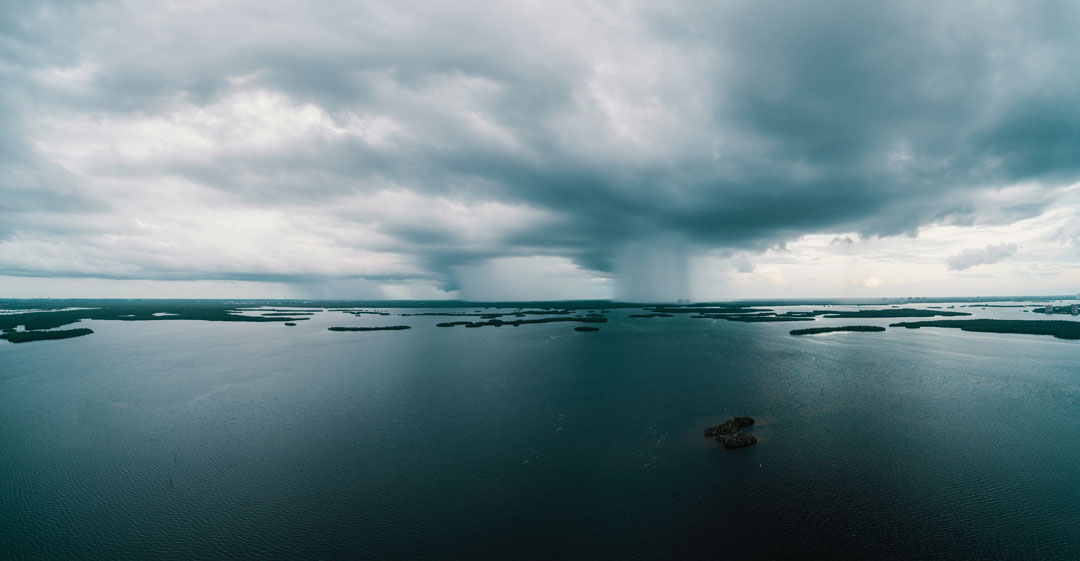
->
(3, 0), (1080, 298)
(946, 243), (1019, 271)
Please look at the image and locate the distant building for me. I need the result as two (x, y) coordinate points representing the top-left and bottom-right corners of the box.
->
(1045, 305), (1054, 314)
(1072, 304), (1079, 316)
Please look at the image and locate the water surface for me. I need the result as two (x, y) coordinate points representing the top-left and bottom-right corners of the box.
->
(2, 304), (1079, 559)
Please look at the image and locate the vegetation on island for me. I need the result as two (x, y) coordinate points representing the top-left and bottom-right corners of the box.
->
(816, 308), (970, 318)
(1, 328), (94, 343)
(574, 326), (600, 332)
(0, 299), (1060, 345)
(692, 314), (816, 322)
(236, 308), (319, 313)
(704, 417), (757, 449)
(436, 317), (608, 328)
(318, 309), (392, 315)
(284, 323), (297, 326)
(790, 325), (886, 335)
(410, 313), (510, 319)
(328, 326), (411, 332)
(647, 306), (773, 315)
(662, 307), (968, 324)
(775, 311), (820, 318)
(403, 310), (574, 319)
(889, 319), (1080, 340)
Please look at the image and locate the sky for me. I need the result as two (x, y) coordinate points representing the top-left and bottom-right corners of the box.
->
(2, 0), (1079, 301)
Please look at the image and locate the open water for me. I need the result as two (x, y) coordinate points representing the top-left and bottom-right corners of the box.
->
(1, 304), (1079, 559)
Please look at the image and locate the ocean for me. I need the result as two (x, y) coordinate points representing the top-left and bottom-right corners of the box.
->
(2, 304), (1079, 559)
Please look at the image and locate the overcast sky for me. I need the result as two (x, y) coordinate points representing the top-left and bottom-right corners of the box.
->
(2, 0), (1079, 300)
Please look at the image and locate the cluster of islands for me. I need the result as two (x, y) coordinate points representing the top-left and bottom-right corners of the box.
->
(1, 298), (1078, 343)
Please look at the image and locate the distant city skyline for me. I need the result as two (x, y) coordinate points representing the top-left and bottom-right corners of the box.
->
(3, 1), (1080, 300)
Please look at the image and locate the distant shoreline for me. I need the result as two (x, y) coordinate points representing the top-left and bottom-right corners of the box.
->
(2, 295), (1077, 309)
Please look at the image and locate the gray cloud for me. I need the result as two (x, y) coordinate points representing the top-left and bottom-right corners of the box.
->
(731, 254), (756, 274)
(946, 243), (1019, 271)
(2, 0), (1080, 296)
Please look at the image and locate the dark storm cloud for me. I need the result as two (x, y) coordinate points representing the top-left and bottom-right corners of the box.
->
(2, 0), (1079, 290)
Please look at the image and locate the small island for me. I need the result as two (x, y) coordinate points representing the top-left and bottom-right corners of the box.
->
(1, 328), (94, 343)
(790, 325), (886, 336)
(328, 326), (411, 332)
(704, 417), (757, 449)
(889, 319), (1080, 340)
(284, 322), (297, 326)
(574, 326), (600, 332)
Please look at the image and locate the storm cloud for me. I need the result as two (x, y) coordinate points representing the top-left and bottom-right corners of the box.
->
(2, 0), (1080, 298)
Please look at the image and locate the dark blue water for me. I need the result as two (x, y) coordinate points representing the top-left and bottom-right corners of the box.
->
(2, 306), (1079, 559)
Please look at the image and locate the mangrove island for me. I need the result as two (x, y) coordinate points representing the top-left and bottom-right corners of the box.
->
(790, 325), (886, 336)
(1, 328), (95, 344)
(889, 319), (1080, 340)
(328, 326), (412, 332)
(704, 417), (757, 449)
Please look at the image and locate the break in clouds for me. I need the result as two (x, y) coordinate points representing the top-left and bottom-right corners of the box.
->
(2, 0), (1080, 299)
